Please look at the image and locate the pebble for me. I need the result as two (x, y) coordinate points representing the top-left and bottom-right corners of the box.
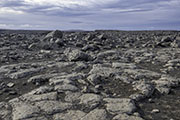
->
(7, 82), (15, 88)
(95, 85), (103, 90)
(8, 91), (17, 95)
(151, 109), (160, 113)
(148, 98), (154, 103)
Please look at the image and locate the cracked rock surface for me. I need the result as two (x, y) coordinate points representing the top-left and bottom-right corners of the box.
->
(0, 30), (180, 120)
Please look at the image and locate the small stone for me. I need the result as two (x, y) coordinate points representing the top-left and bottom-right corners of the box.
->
(35, 82), (40, 86)
(113, 93), (117, 96)
(78, 79), (87, 84)
(9, 91), (17, 95)
(95, 85), (103, 90)
(7, 82), (15, 88)
(0, 91), (3, 95)
(148, 98), (154, 103)
(81, 86), (89, 93)
(151, 109), (160, 113)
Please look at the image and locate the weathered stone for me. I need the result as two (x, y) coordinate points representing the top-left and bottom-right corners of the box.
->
(124, 69), (161, 80)
(22, 92), (57, 102)
(79, 93), (102, 109)
(53, 110), (86, 120)
(130, 93), (145, 101)
(65, 49), (92, 61)
(35, 101), (72, 115)
(28, 75), (50, 84)
(89, 64), (119, 77)
(7, 82), (15, 88)
(87, 73), (101, 85)
(0, 102), (11, 120)
(8, 68), (43, 79)
(153, 75), (180, 94)
(49, 77), (73, 85)
(171, 37), (180, 48)
(82, 44), (99, 51)
(55, 38), (64, 46)
(28, 43), (39, 50)
(65, 91), (81, 102)
(44, 30), (63, 40)
(104, 98), (136, 114)
(151, 109), (160, 113)
(81, 109), (107, 120)
(11, 102), (40, 120)
(113, 113), (144, 120)
(97, 50), (118, 60)
(74, 62), (88, 72)
(83, 33), (96, 41)
(9, 91), (17, 95)
(54, 84), (78, 92)
(133, 81), (155, 98)
(112, 62), (137, 69)
(24, 116), (49, 120)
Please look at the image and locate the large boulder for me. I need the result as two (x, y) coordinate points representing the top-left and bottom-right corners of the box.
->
(44, 30), (63, 40)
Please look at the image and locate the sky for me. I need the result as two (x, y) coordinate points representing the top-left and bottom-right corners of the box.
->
(0, 0), (180, 30)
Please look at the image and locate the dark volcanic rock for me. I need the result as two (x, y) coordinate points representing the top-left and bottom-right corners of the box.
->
(65, 48), (93, 61)
(0, 30), (180, 120)
(44, 30), (63, 40)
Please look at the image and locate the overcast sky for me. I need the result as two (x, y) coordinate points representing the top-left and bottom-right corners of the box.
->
(0, 0), (180, 30)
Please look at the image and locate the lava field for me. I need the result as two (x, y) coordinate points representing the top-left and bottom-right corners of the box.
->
(0, 30), (180, 120)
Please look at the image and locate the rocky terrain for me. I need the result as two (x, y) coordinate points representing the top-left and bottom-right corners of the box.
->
(0, 29), (180, 120)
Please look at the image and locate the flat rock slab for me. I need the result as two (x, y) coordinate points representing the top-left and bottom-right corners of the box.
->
(81, 109), (107, 120)
(35, 101), (72, 115)
(53, 110), (86, 120)
(104, 98), (136, 114)
(54, 84), (78, 92)
(112, 113), (144, 120)
(21, 92), (57, 102)
(79, 93), (102, 109)
(11, 102), (41, 120)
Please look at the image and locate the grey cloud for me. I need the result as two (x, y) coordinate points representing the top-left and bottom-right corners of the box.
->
(70, 21), (84, 24)
(0, 0), (179, 30)
(0, 0), (25, 7)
